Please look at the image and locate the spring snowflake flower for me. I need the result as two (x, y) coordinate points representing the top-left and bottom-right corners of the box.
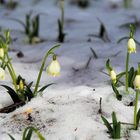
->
(0, 67), (5, 80)
(47, 58), (61, 77)
(109, 70), (116, 84)
(0, 48), (4, 58)
(134, 75), (140, 89)
(128, 38), (136, 53)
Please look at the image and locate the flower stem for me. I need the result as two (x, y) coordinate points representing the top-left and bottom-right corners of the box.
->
(126, 52), (129, 92)
(6, 63), (18, 92)
(33, 44), (60, 95)
(134, 89), (139, 130)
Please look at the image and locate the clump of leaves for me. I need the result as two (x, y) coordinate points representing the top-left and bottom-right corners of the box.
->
(0, 0), (18, 9)
(106, 59), (137, 101)
(101, 112), (121, 139)
(8, 126), (45, 140)
(0, 31), (60, 113)
(88, 18), (110, 42)
(9, 12), (41, 44)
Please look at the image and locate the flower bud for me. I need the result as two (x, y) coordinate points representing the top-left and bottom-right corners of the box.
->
(109, 70), (116, 84)
(128, 38), (136, 53)
(19, 79), (24, 91)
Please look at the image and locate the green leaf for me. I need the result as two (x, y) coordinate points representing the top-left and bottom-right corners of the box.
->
(24, 84), (34, 101)
(116, 72), (126, 80)
(25, 129), (33, 140)
(32, 15), (39, 37)
(112, 112), (121, 138)
(90, 47), (98, 59)
(8, 133), (15, 140)
(115, 122), (121, 139)
(101, 115), (113, 137)
(27, 82), (33, 88)
(57, 19), (65, 42)
(38, 83), (55, 93)
(1, 85), (21, 103)
(112, 84), (122, 101)
(22, 127), (45, 140)
(128, 67), (136, 88)
(136, 109), (140, 129)
(106, 59), (112, 71)
(112, 112), (117, 129)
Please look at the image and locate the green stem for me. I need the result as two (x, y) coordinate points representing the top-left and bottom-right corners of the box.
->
(126, 52), (129, 92)
(134, 89), (139, 130)
(5, 53), (18, 91)
(33, 44), (60, 95)
(6, 64), (18, 92)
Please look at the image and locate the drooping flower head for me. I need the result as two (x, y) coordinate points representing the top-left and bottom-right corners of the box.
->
(47, 55), (61, 77)
(128, 38), (136, 53)
(109, 70), (117, 84)
(134, 75), (140, 89)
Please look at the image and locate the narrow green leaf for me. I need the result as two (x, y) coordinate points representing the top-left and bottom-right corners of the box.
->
(90, 47), (98, 59)
(112, 112), (117, 129)
(25, 129), (33, 140)
(101, 115), (113, 137)
(106, 59), (112, 71)
(136, 109), (140, 129)
(8, 134), (15, 140)
(116, 72), (126, 80)
(112, 84), (122, 101)
(115, 122), (121, 139)
(1, 85), (21, 103)
(38, 83), (55, 93)
(128, 67), (135, 88)
(22, 127), (45, 140)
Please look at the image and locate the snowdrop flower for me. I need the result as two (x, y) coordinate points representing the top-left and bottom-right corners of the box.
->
(109, 70), (116, 84)
(0, 67), (5, 80)
(128, 38), (136, 53)
(0, 48), (4, 58)
(47, 56), (61, 77)
(134, 75), (140, 89)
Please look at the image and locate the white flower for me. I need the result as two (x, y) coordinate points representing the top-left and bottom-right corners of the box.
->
(109, 70), (116, 83)
(47, 59), (61, 77)
(0, 68), (5, 80)
(128, 38), (136, 53)
(0, 48), (4, 58)
(134, 75), (140, 89)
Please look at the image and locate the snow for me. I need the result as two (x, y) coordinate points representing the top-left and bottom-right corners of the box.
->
(0, 0), (140, 139)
